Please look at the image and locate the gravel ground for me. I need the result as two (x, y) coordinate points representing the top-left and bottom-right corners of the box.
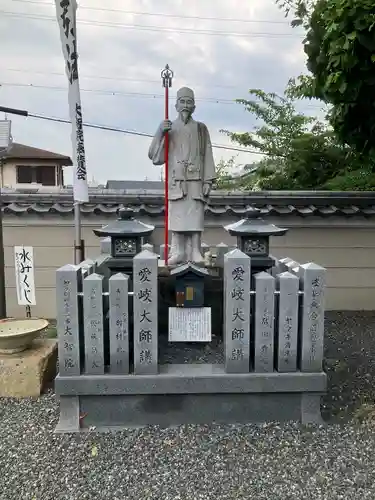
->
(1, 311), (375, 500)
(322, 311), (375, 421)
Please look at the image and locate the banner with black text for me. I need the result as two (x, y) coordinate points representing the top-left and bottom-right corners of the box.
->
(55, 0), (89, 203)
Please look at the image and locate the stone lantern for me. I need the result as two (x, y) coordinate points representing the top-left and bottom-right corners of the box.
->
(93, 207), (155, 275)
(224, 206), (288, 273)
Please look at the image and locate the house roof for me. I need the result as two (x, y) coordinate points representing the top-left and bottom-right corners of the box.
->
(170, 263), (210, 277)
(1, 142), (73, 165)
(1, 189), (375, 218)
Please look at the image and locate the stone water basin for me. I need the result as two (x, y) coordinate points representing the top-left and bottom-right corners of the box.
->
(0, 318), (49, 354)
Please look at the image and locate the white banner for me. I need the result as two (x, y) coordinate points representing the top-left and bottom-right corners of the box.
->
(14, 246), (36, 306)
(55, 0), (89, 203)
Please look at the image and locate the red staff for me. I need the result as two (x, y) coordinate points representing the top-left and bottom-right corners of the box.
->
(161, 64), (173, 264)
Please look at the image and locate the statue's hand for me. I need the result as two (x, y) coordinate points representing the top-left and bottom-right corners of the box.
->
(159, 120), (172, 134)
(202, 182), (211, 197)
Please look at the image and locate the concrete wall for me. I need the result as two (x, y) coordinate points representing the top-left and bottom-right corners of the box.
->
(1, 162), (17, 187)
(3, 213), (375, 318)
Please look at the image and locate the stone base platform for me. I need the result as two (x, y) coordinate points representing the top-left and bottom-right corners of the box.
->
(55, 364), (326, 432)
(0, 339), (57, 398)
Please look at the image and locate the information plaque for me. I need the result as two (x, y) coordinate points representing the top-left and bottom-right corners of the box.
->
(168, 307), (212, 342)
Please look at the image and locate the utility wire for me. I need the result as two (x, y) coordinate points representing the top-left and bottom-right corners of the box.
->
(0, 82), (238, 105)
(0, 79), (326, 111)
(1, 105), (335, 158)
(0, 106), (336, 158)
(0, 105), (263, 155)
(1, 68), (325, 110)
(0, 10), (303, 38)
(1, 67), (239, 90)
(12, 0), (292, 25)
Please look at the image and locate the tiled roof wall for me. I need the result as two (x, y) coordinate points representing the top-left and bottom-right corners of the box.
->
(2, 189), (375, 217)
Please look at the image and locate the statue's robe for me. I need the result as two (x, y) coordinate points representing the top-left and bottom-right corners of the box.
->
(148, 117), (216, 233)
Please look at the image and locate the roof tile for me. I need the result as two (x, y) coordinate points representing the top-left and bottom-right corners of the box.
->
(2, 142), (72, 164)
(2, 190), (375, 218)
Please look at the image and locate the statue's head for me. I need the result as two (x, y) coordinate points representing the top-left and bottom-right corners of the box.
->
(176, 87), (195, 123)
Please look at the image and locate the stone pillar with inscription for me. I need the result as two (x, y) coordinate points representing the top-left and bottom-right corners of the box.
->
(278, 257), (294, 271)
(83, 273), (105, 375)
(159, 244), (170, 261)
(215, 242), (229, 268)
(254, 272), (276, 372)
(200, 242), (209, 255)
(108, 273), (129, 374)
(223, 249), (251, 373)
(142, 243), (154, 252)
(133, 249), (158, 375)
(56, 264), (81, 376)
(300, 263), (326, 372)
(78, 259), (96, 284)
(100, 237), (111, 254)
(285, 260), (299, 274)
(276, 271), (299, 372)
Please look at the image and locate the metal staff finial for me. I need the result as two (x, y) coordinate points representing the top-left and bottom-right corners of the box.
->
(161, 64), (173, 88)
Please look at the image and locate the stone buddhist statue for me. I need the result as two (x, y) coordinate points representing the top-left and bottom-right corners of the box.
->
(148, 86), (216, 265)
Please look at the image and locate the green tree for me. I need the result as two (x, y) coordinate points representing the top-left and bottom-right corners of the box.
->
(214, 157), (239, 189)
(214, 158), (261, 190)
(278, 0), (375, 162)
(220, 89), (369, 190)
(276, 0), (314, 27)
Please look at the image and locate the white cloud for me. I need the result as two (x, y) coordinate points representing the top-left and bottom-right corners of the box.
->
(0, 0), (320, 184)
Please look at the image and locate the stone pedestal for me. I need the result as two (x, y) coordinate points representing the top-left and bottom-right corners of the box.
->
(0, 339), (57, 398)
(55, 365), (326, 431)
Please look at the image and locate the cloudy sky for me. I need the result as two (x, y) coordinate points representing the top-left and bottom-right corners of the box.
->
(0, 0), (323, 185)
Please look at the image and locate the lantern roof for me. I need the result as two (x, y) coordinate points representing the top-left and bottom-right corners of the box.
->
(93, 207), (154, 238)
(224, 206), (288, 237)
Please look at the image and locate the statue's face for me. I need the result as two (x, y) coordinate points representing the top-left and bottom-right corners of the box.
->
(176, 96), (195, 123)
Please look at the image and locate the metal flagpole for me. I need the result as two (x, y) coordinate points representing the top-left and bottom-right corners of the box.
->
(0, 153), (7, 319)
(74, 202), (84, 263)
(160, 64), (173, 264)
(0, 120), (12, 319)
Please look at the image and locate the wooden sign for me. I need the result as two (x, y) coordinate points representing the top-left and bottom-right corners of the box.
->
(14, 246), (36, 306)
